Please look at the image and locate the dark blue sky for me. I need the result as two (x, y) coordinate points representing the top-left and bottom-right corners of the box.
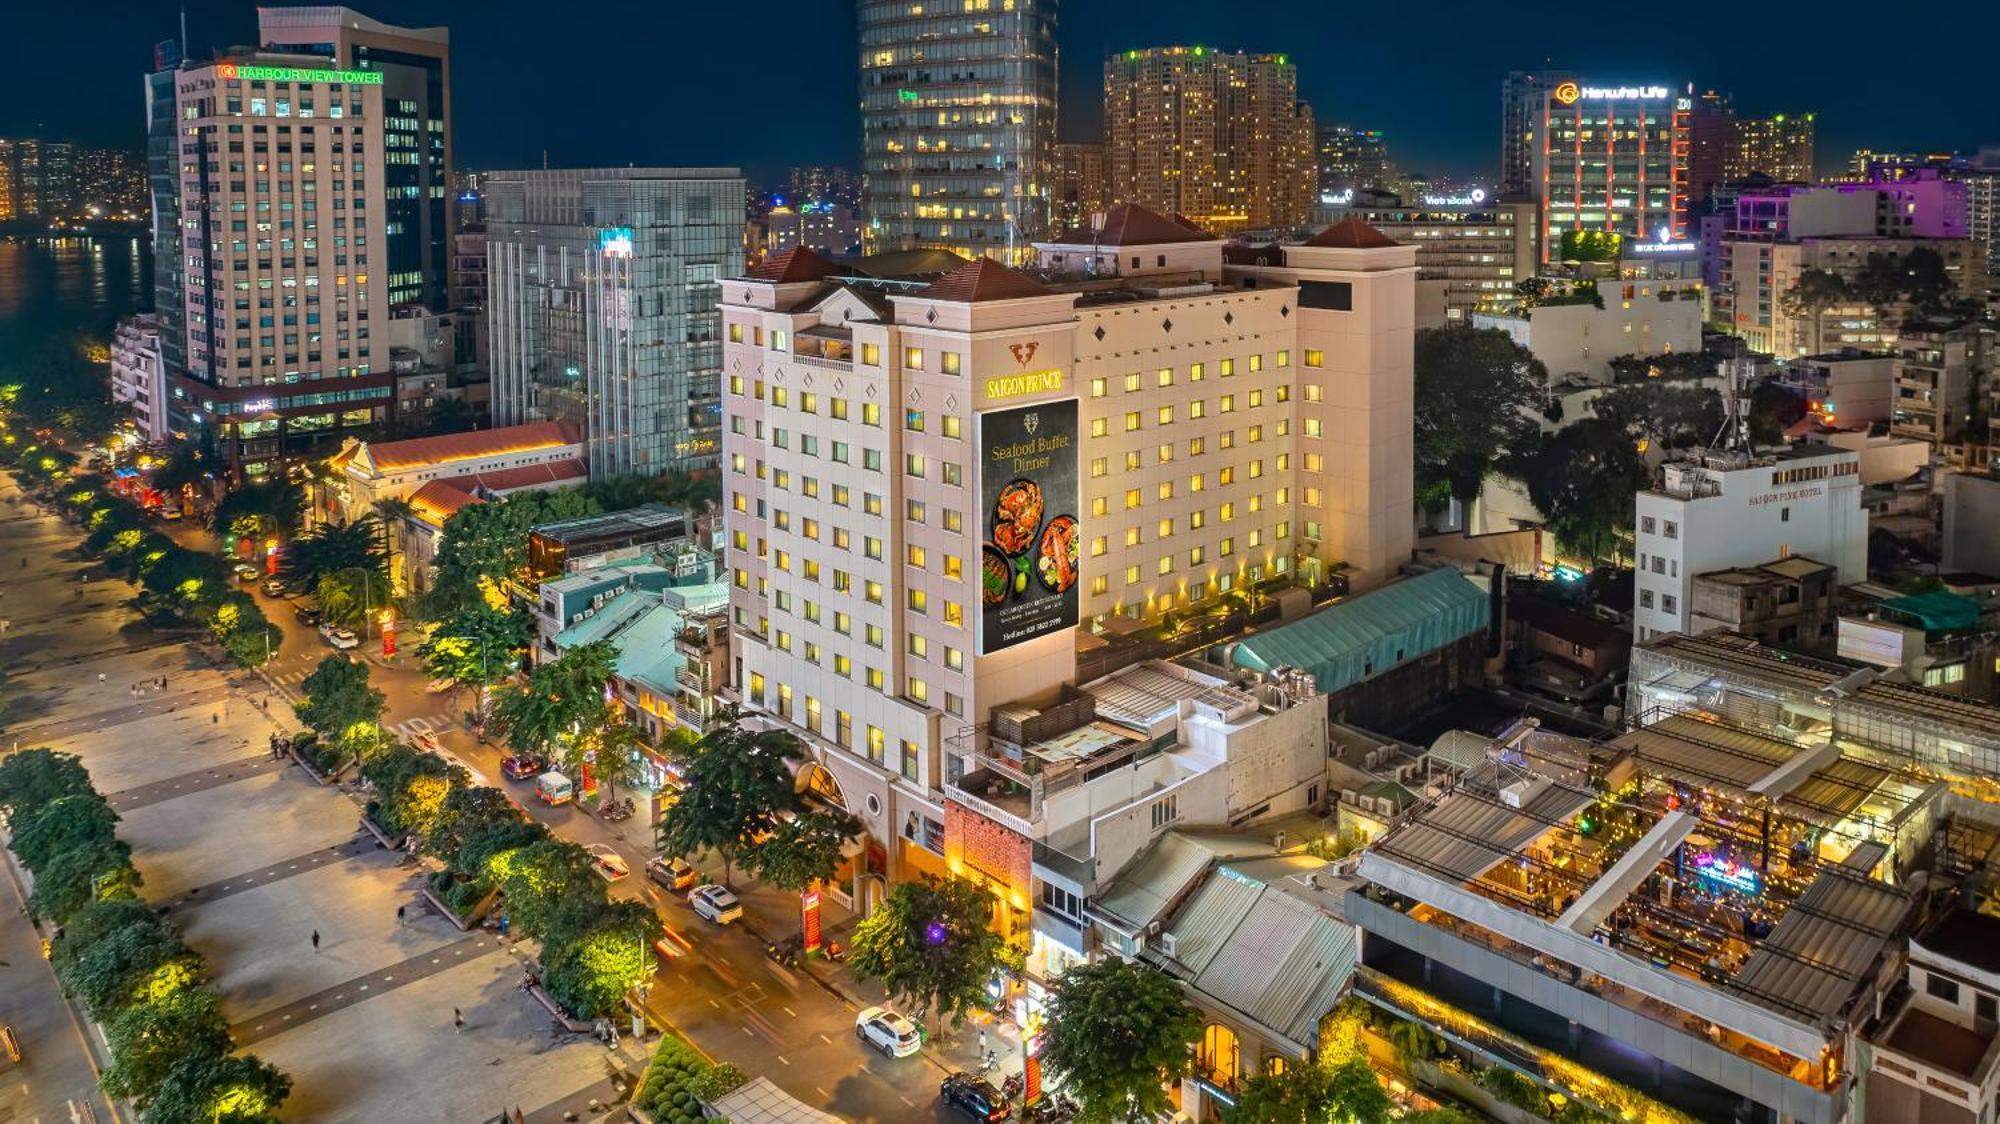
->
(3, 0), (1994, 183)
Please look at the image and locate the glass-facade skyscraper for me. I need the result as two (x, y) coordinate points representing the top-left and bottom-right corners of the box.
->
(857, 0), (1058, 262)
(485, 168), (743, 476)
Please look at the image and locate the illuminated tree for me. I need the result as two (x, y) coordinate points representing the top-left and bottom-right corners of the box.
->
(847, 874), (1021, 1033)
(1040, 956), (1201, 1124)
(101, 987), (231, 1105)
(745, 807), (861, 899)
(56, 916), (196, 1021)
(140, 1052), (292, 1124)
(295, 656), (386, 763)
(540, 899), (664, 1018)
(417, 602), (530, 702)
(29, 838), (139, 926)
(655, 707), (807, 887)
(0, 748), (94, 819)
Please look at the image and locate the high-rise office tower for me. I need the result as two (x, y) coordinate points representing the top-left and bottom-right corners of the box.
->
(258, 7), (451, 313)
(1050, 141), (1107, 234)
(144, 39), (186, 413)
(1500, 69), (1574, 199)
(1103, 46), (1316, 232)
(1728, 113), (1815, 183)
(160, 52), (394, 474)
(1315, 124), (1393, 199)
(0, 138), (75, 220)
(485, 168), (744, 476)
(1527, 79), (1689, 258)
(857, 0), (1058, 262)
(1685, 89), (1735, 207)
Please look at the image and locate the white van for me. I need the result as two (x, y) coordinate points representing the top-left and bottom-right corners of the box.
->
(535, 772), (574, 805)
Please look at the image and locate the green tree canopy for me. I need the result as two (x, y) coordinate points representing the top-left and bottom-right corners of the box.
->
(56, 914), (196, 1022)
(140, 1051), (292, 1124)
(491, 837), (600, 939)
(847, 874), (1022, 1033)
(421, 487), (600, 618)
(655, 708), (808, 886)
(12, 792), (121, 871)
(0, 748), (95, 819)
(294, 656), (386, 758)
(211, 477), (303, 539)
(30, 837), (139, 925)
(540, 898), (664, 1018)
(1040, 956), (1202, 1124)
(1510, 418), (1652, 565)
(1590, 381), (1726, 449)
(745, 807), (862, 896)
(1414, 326), (1546, 510)
(279, 517), (386, 596)
(101, 987), (232, 1105)
(422, 783), (526, 866)
(417, 602), (529, 692)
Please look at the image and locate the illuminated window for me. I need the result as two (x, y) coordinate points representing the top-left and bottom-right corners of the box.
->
(904, 346), (923, 369)
(861, 343), (880, 366)
(1125, 489), (1142, 510)
(1157, 367), (1174, 387)
(941, 351), (961, 375)
(1125, 411), (1142, 432)
(1090, 377), (1107, 397)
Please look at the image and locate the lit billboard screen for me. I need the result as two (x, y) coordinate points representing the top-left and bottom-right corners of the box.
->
(977, 400), (1079, 654)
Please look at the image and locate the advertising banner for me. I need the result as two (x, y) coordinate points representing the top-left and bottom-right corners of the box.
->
(977, 399), (1079, 654)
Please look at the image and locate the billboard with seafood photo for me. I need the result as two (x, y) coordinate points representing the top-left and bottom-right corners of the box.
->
(976, 399), (1080, 655)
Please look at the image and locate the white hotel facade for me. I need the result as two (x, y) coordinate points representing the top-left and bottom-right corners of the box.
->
(718, 206), (1415, 897)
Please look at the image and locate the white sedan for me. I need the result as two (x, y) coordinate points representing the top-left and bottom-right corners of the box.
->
(325, 627), (359, 650)
(688, 884), (742, 925)
(586, 843), (630, 882)
(856, 1006), (923, 1058)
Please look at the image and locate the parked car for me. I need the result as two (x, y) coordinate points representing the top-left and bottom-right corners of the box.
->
(535, 772), (574, 805)
(326, 627), (359, 650)
(646, 856), (698, 892)
(586, 844), (629, 882)
(293, 603), (322, 626)
(688, 884), (742, 926)
(261, 577), (286, 597)
(160, 507), (183, 521)
(856, 1006), (923, 1058)
(232, 562), (260, 584)
(500, 754), (546, 781)
(426, 677), (456, 694)
(940, 1074), (1009, 1122)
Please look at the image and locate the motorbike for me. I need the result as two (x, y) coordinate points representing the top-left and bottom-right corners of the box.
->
(764, 934), (804, 968)
(1001, 1072), (1025, 1101)
(599, 796), (636, 822)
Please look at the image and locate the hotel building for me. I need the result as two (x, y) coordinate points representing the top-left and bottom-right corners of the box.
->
(484, 167), (743, 476)
(718, 204), (1414, 907)
(1730, 113), (1815, 184)
(857, 0), (1057, 261)
(1525, 80), (1689, 261)
(1103, 47), (1316, 234)
(161, 52), (393, 475)
(1313, 190), (1538, 325)
(256, 6), (452, 312)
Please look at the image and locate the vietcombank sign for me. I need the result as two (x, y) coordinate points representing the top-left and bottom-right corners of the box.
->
(977, 400), (1079, 654)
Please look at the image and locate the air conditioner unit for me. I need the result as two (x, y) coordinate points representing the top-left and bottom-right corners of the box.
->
(1159, 932), (1178, 958)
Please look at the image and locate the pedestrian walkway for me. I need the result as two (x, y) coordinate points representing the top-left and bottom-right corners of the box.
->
(231, 932), (509, 1045)
(105, 752), (281, 811)
(157, 835), (377, 911)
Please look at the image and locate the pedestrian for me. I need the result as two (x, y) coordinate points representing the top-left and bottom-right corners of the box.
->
(978, 1028), (987, 1057)
(98, 672), (106, 683)
(397, 904), (406, 925)
(453, 1007), (464, 1033)
(212, 712), (220, 725)
(311, 929), (320, 952)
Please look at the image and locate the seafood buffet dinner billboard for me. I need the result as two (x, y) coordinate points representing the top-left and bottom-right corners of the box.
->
(977, 399), (1080, 655)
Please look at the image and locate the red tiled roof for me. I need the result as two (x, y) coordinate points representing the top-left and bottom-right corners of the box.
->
(365, 421), (581, 472)
(917, 258), (1055, 302)
(1058, 202), (1217, 246)
(407, 479), (480, 524)
(749, 246), (844, 284)
(1304, 217), (1401, 249)
(441, 458), (588, 494)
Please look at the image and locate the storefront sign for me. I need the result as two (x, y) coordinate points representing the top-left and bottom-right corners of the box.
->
(983, 369), (1064, 402)
(801, 891), (823, 953)
(977, 401), (1079, 654)
(1692, 852), (1760, 896)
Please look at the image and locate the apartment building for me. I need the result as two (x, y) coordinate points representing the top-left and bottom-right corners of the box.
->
(109, 313), (168, 443)
(717, 203), (1414, 906)
(1687, 554), (1837, 648)
(1868, 910), (2000, 1124)
(1891, 315), (1989, 455)
(1633, 447), (1866, 640)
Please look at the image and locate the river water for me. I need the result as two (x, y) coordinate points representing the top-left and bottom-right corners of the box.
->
(0, 235), (152, 361)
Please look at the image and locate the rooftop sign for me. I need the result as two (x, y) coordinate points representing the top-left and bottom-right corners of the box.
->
(217, 63), (383, 85)
(1421, 189), (1488, 206)
(1555, 82), (1671, 104)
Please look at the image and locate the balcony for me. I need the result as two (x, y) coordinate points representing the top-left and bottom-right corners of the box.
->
(675, 627), (713, 657)
(675, 665), (707, 692)
(944, 769), (1036, 838)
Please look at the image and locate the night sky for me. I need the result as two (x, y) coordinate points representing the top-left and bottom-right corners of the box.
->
(3, 0), (1994, 184)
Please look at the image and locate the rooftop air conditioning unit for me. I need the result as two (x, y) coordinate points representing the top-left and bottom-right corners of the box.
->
(1158, 932), (1178, 958)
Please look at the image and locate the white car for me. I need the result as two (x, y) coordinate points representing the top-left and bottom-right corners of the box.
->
(856, 1006), (923, 1058)
(326, 627), (359, 650)
(587, 843), (630, 882)
(688, 884), (742, 925)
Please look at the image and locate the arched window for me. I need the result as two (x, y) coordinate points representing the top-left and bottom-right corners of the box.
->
(1263, 1054), (1288, 1077)
(1198, 1024), (1240, 1088)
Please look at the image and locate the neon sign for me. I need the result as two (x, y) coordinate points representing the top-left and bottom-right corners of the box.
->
(598, 227), (634, 258)
(216, 63), (383, 85)
(239, 399), (275, 414)
(1574, 85), (1671, 101)
(1421, 189), (1489, 206)
(983, 369), (1064, 401)
(1319, 189), (1355, 206)
(1691, 852), (1760, 896)
(1629, 229), (1694, 254)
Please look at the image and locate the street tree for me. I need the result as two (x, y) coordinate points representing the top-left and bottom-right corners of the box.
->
(30, 838), (139, 926)
(416, 602), (530, 711)
(1229, 1060), (1340, 1124)
(579, 715), (651, 806)
(1414, 326), (1546, 511)
(489, 660), (586, 761)
(745, 806), (862, 900)
(370, 496), (416, 582)
(101, 987), (232, 1105)
(56, 915), (194, 1021)
(540, 898), (664, 1019)
(421, 783), (523, 866)
(359, 742), (462, 839)
(1511, 418), (1652, 565)
(422, 487), (600, 618)
(141, 1051), (292, 1124)
(12, 792), (120, 871)
(51, 899), (160, 972)
(295, 656), (387, 761)
(314, 566), (388, 630)
(1322, 1057), (1394, 1124)
(278, 517), (386, 596)
(1779, 270), (1850, 356)
(0, 748), (94, 819)
(1589, 380), (1727, 449)
(211, 478), (302, 541)
(490, 838), (600, 939)
(655, 708), (807, 886)
(1040, 956), (1202, 1124)
(847, 874), (1023, 1033)
(145, 445), (218, 500)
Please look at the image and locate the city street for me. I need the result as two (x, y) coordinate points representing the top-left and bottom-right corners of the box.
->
(71, 498), (1010, 1121)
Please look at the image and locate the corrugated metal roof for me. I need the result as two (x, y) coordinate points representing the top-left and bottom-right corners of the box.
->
(1727, 863), (1912, 1025)
(1229, 568), (1489, 694)
(1160, 864), (1358, 1047)
(1092, 834), (1218, 934)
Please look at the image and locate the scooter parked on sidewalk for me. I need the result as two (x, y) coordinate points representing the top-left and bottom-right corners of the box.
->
(599, 796), (636, 822)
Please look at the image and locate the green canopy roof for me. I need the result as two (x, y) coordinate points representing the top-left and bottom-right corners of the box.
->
(1228, 568), (1489, 694)
(1882, 591), (1981, 633)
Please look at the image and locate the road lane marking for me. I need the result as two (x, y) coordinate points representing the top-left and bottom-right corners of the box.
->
(776, 1054), (790, 1066)
(783, 1006), (797, 1018)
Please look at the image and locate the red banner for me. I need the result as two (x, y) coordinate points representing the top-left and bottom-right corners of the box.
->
(802, 890), (822, 952)
(1024, 1054), (1041, 1105)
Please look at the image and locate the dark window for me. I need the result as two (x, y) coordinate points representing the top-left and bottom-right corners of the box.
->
(1929, 973), (1961, 1003)
(1979, 993), (1997, 1024)
(1299, 280), (1353, 311)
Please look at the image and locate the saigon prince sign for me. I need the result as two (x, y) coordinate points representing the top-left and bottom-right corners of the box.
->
(976, 400), (1080, 655)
